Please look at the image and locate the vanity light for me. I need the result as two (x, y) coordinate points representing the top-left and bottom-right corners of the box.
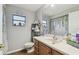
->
(50, 4), (54, 7)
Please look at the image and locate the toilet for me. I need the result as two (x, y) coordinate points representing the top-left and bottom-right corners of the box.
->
(24, 42), (34, 53)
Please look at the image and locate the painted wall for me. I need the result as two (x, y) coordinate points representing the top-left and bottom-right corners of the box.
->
(36, 6), (50, 35)
(50, 6), (79, 19)
(5, 5), (35, 52)
(69, 10), (79, 35)
(0, 4), (3, 43)
(36, 7), (43, 34)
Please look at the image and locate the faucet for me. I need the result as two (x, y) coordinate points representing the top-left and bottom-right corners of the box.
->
(52, 34), (57, 44)
(53, 33), (57, 40)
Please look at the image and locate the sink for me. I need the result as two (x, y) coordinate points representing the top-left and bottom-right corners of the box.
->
(44, 36), (64, 44)
(38, 35), (64, 44)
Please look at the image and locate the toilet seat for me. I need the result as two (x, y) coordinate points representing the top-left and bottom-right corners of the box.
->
(24, 42), (34, 49)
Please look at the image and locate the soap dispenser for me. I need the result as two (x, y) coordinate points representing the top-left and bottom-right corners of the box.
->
(76, 33), (79, 43)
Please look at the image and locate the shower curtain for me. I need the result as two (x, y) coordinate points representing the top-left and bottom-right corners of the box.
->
(2, 5), (8, 54)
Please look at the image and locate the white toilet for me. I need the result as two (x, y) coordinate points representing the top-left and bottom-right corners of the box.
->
(24, 42), (34, 53)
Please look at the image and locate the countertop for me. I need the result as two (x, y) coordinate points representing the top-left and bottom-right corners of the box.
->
(33, 36), (79, 55)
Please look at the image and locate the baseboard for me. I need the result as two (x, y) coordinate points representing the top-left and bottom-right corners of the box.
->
(6, 48), (24, 55)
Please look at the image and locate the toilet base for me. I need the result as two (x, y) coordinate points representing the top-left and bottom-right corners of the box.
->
(26, 47), (34, 53)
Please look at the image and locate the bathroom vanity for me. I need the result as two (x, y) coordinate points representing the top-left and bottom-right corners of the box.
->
(33, 36), (64, 55)
(34, 39), (63, 55)
(33, 36), (79, 55)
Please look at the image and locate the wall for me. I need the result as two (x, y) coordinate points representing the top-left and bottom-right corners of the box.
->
(0, 4), (3, 43)
(36, 5), (50, 35)
(69, 10), (79, 35)
(5, 5), (35, 52)
(50, 6), (79, 19)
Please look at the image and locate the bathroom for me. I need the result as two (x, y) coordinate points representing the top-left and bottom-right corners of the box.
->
(1, 4), (79, 55)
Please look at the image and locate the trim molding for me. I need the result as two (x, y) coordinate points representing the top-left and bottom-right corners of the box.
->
(6, 48), (24, 55)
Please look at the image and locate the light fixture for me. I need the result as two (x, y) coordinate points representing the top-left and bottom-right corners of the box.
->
(50, 4), (54, 7)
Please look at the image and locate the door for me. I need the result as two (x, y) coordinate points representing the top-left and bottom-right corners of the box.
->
(39, 42), (51, 55)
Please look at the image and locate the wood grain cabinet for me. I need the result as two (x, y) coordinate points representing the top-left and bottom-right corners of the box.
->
(39, 42), (52, 55)
(34, 39), (63, 55)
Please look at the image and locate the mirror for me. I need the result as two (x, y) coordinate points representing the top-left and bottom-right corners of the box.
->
(41, 4), (79, 35)
(12, 15), (26, 26)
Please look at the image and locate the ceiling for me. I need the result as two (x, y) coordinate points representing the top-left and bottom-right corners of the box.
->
(10, 4), (79, 16)
(43, 4), (79, 16)
(10, 4), (43, 12)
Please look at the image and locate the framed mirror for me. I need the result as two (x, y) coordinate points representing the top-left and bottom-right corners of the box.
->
(12, 15), (26, 26)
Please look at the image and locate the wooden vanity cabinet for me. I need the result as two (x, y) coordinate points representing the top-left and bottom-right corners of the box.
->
(34, 39), (63, 55)
(39, 42), (52, 55)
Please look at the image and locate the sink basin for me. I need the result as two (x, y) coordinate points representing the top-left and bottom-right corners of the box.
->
(38, 35), (64, 44)
(45, 36), (64, 44)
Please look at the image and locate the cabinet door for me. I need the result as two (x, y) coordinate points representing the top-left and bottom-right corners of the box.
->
(34, 39), (39, 55)
(39, 42), (52, 55)
(52, 49), (63, 55)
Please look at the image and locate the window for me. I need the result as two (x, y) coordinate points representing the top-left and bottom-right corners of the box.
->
(50, 15), (68, 36)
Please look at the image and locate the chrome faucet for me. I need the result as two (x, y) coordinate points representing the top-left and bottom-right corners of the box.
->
(53, 34), (57, 40)
(52, 35), (57, 44)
